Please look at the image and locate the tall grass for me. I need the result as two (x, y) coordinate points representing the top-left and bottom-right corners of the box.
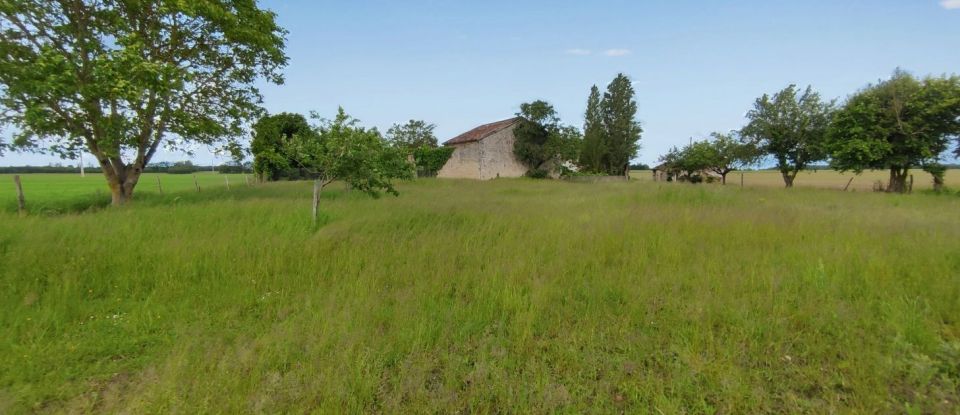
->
(1, 179), (958, 413)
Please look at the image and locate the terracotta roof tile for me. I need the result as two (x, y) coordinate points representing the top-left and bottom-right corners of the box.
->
(443, 117), (520, 145)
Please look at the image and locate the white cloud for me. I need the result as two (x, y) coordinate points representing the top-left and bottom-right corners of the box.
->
(604, 49), (632, 57)
(942, 0), (960, 9)
(564, 48), (592, 56)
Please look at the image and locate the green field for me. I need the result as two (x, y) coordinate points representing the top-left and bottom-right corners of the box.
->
(0, 173), (249, 214)
(2, 177), (959, 413)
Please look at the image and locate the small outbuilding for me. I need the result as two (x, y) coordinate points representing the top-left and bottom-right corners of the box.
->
(437, 118), (529, 180)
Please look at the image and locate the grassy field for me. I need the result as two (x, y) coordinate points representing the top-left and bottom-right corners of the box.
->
(1, 177), (959, 413)
(632, 168), (960, 191)
(1, 172), (248, 214)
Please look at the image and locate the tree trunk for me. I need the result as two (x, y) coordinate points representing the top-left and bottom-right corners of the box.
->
(312, 179), (324, 224)
(781, 171), (795, 188)
(99, 159), (144, 206)
(886, 166), (909, 193)
(721, 172), (728, 185)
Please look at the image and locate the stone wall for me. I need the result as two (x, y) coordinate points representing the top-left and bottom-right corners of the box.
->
(478, 126), (528, 180)
(437, 141), (481, 179)
(437, 124), (528, 180)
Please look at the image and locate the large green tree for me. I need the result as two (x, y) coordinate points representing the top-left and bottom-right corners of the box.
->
(251, 112), (312, 181)
(600, 73), (643, 176)
(579, 85), (605, 172)
(828, 70), (960, 193)
(0, 1), (287, 205)
(740, 85), (833, 188)
(386, 120), (438, 150)
(513, 100), (581, 177)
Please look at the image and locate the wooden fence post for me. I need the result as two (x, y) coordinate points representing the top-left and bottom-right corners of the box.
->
(13, 175), (25, 216)
(740, 172), (744, 188)
(908, 174), (914, 194)
(156, 176), (163, 195)
(193, 175), (200, 192)
(225, 176), (231, 191)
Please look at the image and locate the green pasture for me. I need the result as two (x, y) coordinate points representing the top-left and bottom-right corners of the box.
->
(1, 177), (959, 413)
(1, 173), (249, 214)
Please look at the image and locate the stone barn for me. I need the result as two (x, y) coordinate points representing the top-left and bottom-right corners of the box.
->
(437, 117), (529, 180)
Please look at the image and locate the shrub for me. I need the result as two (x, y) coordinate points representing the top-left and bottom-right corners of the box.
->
(525, 169), (550, 179)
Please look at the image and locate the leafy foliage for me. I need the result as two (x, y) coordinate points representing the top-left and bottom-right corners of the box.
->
(699, 132), (760, 183)
(387, 120), (438, 150)
(251, 113), (312, 181)
(658, 133), (758, 184)
(513, 100), (582, 177)
(741, 85), (833, 187)
(412, 146), (454, 177)
(579, 85), (606, 172)
(600, 73), (643, 175)
(0, 1), (288, 204)
(283, 107), (412, 197)
(828, 70), (960, 192)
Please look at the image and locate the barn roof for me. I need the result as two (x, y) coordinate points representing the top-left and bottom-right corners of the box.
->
(443, 117), (521, 146)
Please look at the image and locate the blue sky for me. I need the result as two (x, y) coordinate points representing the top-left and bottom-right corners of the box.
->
(2, 0), (959, 166)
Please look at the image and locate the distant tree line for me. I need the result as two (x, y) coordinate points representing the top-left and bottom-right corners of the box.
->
(658, 69), (960, 193)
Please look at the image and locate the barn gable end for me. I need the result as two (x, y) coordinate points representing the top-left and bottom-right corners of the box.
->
(437, 118), (528, 180)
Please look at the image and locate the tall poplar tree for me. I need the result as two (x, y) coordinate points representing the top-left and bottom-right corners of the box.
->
(579, 85), (605, 172)
(600, 74), (643, 176)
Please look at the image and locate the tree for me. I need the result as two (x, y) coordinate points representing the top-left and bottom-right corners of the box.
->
(553, 125), (583, 167)
(283, 108), (413, 223)
(702, 132), (760, 184)
(923, 162), (947, 192)
(740, 85), (833, 188)
(579, 85), (606, 172)
(513, 100), (582, 177)
(251, 113), (312, 181)
(600, 73), (643, 176)
(675, 142), (713, 182)
(386, 120), (438, 150)
(657, 145), (693, 181)
(828, 70), (960, 193)
(386, 119), (452, 178)
(0, 1), (287, 205)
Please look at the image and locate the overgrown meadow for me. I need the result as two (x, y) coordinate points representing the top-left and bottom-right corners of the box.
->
(1, 177), (959, 413)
